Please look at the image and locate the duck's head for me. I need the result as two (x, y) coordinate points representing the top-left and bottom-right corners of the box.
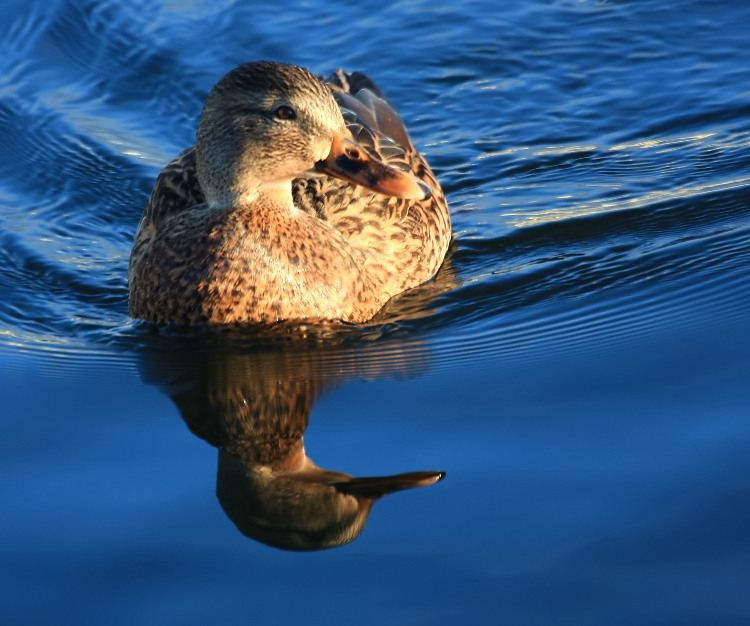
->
(217, 448), (445, 551)
(195, 61), (428, 208)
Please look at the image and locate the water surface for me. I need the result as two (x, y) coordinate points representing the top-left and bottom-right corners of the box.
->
(2, 1), (749, 624)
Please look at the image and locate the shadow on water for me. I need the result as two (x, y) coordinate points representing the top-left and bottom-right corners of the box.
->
(132, 253), (460, 551)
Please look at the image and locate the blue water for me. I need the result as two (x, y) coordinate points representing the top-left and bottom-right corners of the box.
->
(2, 0), (750, 624)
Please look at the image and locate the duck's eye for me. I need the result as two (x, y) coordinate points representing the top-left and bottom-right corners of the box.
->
(273, 105), (296, 120)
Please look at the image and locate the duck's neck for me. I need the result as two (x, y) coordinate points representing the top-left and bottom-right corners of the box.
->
(207, 181), (298, 215)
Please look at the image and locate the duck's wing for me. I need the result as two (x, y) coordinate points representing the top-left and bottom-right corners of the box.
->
(129, 148), (203, 293)
(140, 148), (205, 227)
(299, 69), (451, 299)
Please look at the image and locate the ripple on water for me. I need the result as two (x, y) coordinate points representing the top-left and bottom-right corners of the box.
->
(0, 0), (749, 386)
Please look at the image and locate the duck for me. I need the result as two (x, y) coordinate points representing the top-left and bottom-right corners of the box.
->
(128, 61), (451, 324)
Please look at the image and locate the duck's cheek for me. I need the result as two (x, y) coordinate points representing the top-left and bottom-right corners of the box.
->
(299, 132), (333, 166)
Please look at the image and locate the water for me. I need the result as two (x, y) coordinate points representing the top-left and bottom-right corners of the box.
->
(2, 0), (749, 623)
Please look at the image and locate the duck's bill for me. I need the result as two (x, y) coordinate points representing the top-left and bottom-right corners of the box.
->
(315, 129), (431, 201)
(331, 470), (446, 499)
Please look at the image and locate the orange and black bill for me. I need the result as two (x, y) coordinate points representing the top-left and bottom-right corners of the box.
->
(316, 129), (431, 201)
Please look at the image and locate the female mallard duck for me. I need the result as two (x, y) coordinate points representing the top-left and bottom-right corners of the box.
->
(128, 61), (451, 324)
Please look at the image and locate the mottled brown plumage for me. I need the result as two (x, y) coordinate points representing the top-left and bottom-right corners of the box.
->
(129, 61), (451, 324)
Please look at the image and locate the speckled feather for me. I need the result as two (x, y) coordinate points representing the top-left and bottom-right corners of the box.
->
(128, 63), (451, 324)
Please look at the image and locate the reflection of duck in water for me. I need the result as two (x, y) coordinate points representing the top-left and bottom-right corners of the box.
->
(140, 342), (445, 551)
(129, 61), (451, 324)
(217, 445), (443, 551)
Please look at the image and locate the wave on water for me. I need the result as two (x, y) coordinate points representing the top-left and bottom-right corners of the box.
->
(0, 0), (748, 379)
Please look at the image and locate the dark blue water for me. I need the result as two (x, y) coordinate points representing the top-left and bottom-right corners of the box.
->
(2, 0), (750, 624)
